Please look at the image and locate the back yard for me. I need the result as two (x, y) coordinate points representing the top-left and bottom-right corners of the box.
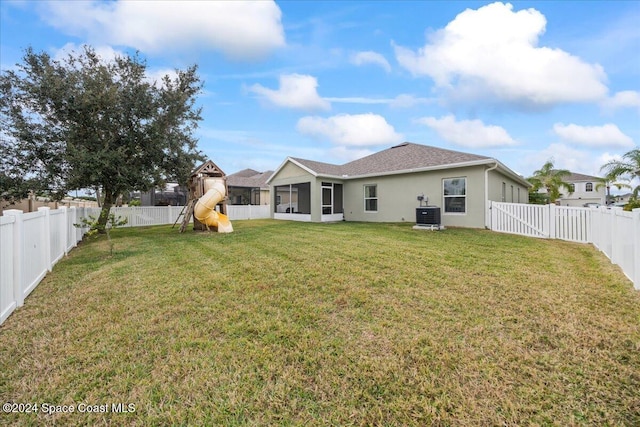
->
(1, 220), (639, 426)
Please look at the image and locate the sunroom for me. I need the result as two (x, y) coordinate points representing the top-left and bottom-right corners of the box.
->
(274, 182), (311, 221)
(273, 181), (344, 222)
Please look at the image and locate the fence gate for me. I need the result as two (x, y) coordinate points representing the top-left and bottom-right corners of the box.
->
(490, 201), (549, 238)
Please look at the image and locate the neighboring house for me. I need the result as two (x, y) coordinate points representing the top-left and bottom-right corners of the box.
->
(613, 193), (634, 204)
(226, 169), (273, 205)
(134, 183), (188, 206)
(267, 142), (530, 228)
(557, 172), (605, 207)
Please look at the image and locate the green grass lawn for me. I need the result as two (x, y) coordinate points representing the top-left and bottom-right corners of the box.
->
(1, 220), (639, 426)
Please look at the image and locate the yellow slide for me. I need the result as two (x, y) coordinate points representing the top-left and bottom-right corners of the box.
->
(193, 180), (233, 233)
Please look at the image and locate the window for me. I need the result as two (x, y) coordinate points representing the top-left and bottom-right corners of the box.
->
(510, 185), (514, 202)
(585, 182), (593, 192)
(364, 184), (377, 212)
(517, 187), (521, 203)
(443, 178), (466, 213)
(569, 184), (575, 192)
(501, 182), (506, 202)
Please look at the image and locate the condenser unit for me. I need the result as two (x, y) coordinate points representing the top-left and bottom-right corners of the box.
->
(416, 207), (441, 226)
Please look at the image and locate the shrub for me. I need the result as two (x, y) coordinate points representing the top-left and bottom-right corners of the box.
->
(623, 198), (640, 211)
(74, 213), (128, 256)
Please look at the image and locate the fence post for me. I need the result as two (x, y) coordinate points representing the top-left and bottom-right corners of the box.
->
(76, 207), (83, 242)
(59, 206), (69, 255)
(489, 200), (494, 230)
(611, 207), (621, 266)
(585, 207), (592, 243)
(4, 210), (24, 307)
(38, 207), (52, 272)
(548, 204), (556, 239)
(590, 207), (598, 249)
(68, 207), (77, 249)
(633, 208), (640, 290)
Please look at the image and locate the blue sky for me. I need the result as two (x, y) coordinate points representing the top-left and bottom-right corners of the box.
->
(1, 1), (639, 185)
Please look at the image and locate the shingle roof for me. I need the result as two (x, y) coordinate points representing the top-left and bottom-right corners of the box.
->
(227, 169), (273, 189)
(340, 142), (490, 176)
(565, 172), (601, 182)
(271, 142), (530, 187)
(232, 168), (261, 178)
(290, 158), (345, 176)
(293, 142), (490, 177)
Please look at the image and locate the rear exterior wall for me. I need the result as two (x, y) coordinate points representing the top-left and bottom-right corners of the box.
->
(342, 166), (487, 228)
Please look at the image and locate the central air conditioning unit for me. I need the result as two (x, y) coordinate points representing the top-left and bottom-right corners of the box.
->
(416, 207), (441, 226)
(414, 194), (442, 230)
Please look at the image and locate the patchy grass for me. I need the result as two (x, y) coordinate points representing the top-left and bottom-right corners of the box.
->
(1, 220), (639, 426)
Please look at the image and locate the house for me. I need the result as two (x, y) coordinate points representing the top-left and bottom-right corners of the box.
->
(133, 183), (188, 206)
(613, 193), (634, 204)
(557, 172), (605, 207)
(267, 142), (530, 228)
(226, 169), (272, 205)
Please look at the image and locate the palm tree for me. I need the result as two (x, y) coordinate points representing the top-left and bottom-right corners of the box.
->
(595, 173), (631, 205)
(527, 159), (573, 203)
(600, 148), (640, 199)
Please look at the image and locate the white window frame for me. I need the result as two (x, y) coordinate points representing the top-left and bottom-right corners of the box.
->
(443, 177), (467, 215)
(364, 184), (377, 213)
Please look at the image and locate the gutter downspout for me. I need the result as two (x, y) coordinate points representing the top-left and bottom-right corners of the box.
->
(485, 161), (499, 229)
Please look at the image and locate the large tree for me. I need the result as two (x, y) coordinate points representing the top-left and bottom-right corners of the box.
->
(600, 148), (640, 199)
(0, 46), (203, 230)
(527, 160), (573, 203)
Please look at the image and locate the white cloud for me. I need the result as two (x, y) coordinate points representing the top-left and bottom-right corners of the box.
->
(553, 123), (635, 148)
(350, 51), (391, 73)
(324, 97), (390, 105)
(296, 113), (403, 146)
(323, 94), (434, 107)
(248, 74), (330, 111)
(416, 115), (517, 148)
(328, 146), (375, 162)
(519, 143), (621, 178)
(601, 90), (640, 113)
(40, 0), (285, 60)
(389, 94), (434, 108)
(393, 2), (608, 107)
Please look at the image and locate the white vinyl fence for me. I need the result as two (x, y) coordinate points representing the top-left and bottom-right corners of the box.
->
(111, 206), (185, 227)
(226, 204), (271, 220)
(111, 204), (270, 225)
(1, 206), (99, 325)
(0, 204), (272, 325)
(489, 201), (640, 290)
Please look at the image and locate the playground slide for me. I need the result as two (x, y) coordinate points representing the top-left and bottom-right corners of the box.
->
(193, 180), (233, 233)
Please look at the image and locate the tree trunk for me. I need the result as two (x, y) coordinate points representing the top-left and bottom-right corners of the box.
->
(97, 187), (114, 234)
(95, 187), (102, 207)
